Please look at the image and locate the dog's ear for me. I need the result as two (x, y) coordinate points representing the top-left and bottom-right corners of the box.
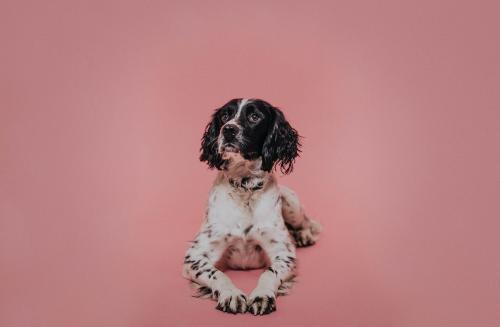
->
(200, 110), (224, 169)
(261, 107), (301, 174)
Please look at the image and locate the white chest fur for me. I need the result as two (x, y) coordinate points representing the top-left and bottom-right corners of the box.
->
(205, 173), (285, 269)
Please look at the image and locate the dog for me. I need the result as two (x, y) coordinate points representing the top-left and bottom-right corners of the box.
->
(182, 98), (321, 315)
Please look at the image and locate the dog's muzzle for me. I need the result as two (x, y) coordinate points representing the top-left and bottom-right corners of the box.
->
(221, 124), (241, 152)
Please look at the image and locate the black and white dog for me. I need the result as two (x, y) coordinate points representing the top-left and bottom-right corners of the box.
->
(183, 98), (321, 315)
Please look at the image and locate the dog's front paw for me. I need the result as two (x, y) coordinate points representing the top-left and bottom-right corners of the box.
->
(247, 288), (276, 315)
(215, 288), (247, 314)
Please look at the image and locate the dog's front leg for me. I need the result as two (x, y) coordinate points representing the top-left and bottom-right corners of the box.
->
(183, 227), (247, 314)
(247, 228), (297, 315)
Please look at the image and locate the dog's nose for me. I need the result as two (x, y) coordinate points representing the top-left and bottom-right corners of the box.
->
(222, 124), (239, 140)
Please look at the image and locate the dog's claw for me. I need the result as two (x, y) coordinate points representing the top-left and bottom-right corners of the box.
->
(247, 294), (276, 315)
(215, 289), (247, 314)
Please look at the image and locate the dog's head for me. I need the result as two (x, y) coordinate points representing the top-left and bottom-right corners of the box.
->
(200, 98), (301, 174)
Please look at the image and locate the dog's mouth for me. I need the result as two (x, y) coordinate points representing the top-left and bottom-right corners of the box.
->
(221, 143), (240, 153)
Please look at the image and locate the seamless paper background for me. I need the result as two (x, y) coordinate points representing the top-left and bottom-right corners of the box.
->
(1, 1), (498, 326)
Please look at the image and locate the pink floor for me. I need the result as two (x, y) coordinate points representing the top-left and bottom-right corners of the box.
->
(1, 1), (499, 326)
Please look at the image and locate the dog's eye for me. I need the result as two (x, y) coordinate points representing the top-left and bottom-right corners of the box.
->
(221, 113), (230, 123)
(248, 113), (261, 123)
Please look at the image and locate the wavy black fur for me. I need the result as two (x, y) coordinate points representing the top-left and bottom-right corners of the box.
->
(199, 99), (301, 174)
(261, 107), (301, 174)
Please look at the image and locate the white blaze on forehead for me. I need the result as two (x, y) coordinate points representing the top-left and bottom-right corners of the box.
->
(235, 98), (252, 119)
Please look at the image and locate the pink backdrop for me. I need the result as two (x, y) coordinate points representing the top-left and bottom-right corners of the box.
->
(1, 1), (499, 326)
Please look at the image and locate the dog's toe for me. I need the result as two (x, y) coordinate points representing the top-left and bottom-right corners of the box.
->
(247, 290), (277, 315)
(215, 289), (247, 314)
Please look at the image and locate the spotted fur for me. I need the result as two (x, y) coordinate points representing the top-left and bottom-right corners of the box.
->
(183, 99), (321, 315)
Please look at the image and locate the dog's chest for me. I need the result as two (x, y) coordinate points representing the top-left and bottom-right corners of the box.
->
(209, 185), (272, 223)
(215, 220), (271, 270)
(208, 177), (281, 269)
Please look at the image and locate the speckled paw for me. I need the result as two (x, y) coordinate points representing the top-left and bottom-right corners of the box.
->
(247, 289), (277, 315)
(215, 289), (247, 314)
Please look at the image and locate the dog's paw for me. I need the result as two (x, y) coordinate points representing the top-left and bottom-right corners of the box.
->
(215, 288), (247, 314)
(247, 288), (277, 315)
(289, 218), (321, 247)
(292, 228), (316, 247)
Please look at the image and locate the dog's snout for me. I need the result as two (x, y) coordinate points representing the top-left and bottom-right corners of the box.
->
(222, 124), (239, 140)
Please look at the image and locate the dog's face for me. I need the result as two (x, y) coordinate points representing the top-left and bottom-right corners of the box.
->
(200, 98), (301, 174)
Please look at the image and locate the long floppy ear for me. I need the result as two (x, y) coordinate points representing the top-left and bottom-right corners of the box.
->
(261, 107), (301, 174)
(199, 111), (224, 169)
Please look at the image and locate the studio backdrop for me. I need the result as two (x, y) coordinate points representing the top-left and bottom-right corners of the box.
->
(1, 1), (498, 327)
